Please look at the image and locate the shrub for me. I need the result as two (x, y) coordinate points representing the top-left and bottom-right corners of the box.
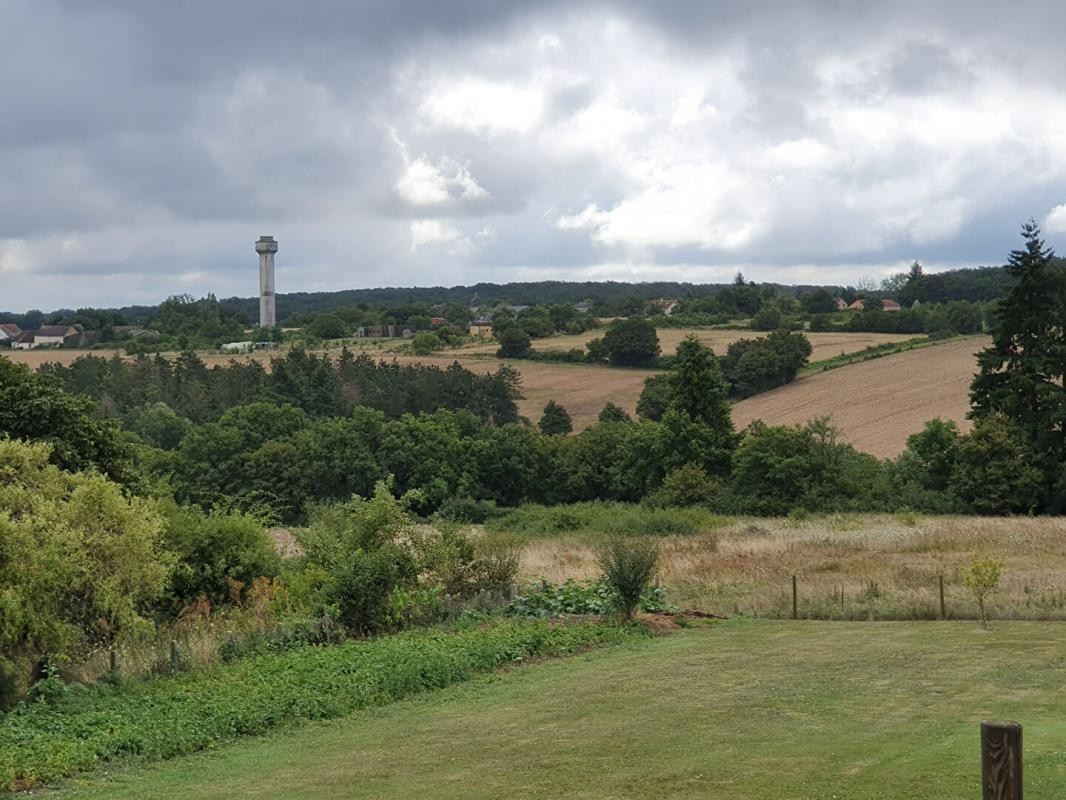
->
(538, 400), (573, 435)
(598, 537), (660, 621)
(432, 494), (499, 523)
(962, 554), (1003, 629)
(159, 503), (281, 611)
(602, 318), (660, 367)
(647, 463), (720, 509)
(0, 440), (172, 674)
(333, 545), (417, 634)
(413, 526), (521, 598)
(410, 331), (444, 355)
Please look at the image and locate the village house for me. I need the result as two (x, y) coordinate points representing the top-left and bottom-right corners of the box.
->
(468, 324), (493, 338)
(847, 299), (901, 312)
(0, 323), (22, 343)
(10, 325), (79, 349)
(647, 298), (679, 315)
(835, 298), (849, 310)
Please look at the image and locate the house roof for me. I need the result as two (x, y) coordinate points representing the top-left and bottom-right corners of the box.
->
(34, 325), (77, 337)
(0, 323), (20, 335)
(882, 299), (901, 309)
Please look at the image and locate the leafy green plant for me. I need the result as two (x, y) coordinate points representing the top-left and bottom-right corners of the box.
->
(507, 579), (671, 618)
(0, 620), (643, 791)
(599, 537), (661, 621)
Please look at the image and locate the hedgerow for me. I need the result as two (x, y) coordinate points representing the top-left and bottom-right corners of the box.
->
(0, 619), (643, 791)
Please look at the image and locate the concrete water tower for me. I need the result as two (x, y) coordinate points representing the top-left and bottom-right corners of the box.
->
(255, 235), (278, 328)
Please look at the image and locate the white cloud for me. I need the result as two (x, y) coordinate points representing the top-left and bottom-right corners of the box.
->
(1044, 203), (1066, 233)
(418, 77), (544, 136)
(410, 220), (492, 257)
(395, 155), (489, 206)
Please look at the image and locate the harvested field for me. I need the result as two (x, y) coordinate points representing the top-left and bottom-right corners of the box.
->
(733, 336), (986, 457)
(450, 327), (917, 361)
(514, 513), (1066, 621)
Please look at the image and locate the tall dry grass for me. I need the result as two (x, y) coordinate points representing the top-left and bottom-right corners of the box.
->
(516, 514), (1066, 621)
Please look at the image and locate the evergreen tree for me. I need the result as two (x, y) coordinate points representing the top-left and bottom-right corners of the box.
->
(970, 220), (1066, 508)
(668, 335), (732, 433)
(538, 400), (573, 435)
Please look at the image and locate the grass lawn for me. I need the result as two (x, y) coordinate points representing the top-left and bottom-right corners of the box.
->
(52, 620), (1066, 799)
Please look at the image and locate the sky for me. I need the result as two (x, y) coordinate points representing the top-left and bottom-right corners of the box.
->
(4, 1), (1066, 312)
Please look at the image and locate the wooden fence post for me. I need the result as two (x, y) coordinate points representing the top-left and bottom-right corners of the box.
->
(840, 585), (845, 617)
(982, 721), (1022, 799)
(939, 574), (947, 620)
(170, 640), (179, 673)
(109, 649), (117, 676)
(791, 575), (798, 620)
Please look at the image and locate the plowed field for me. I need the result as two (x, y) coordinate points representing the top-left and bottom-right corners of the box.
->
(732, 337), (986, 457)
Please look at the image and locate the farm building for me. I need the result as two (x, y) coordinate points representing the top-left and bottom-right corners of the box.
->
(10, 325), (79, 349)
(648, 298), (679, 315)
(835, 298), (849, 310)
(847, 299), (901, 312)
(220, 341), (255, 354)
(0, 323), (21, 342)
(468, 324), (493, 337)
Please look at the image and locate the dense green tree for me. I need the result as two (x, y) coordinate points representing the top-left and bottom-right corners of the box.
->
(801, 288), (837, 314)
(538, 400), (573, 435)
(750, 302), (784, 331)
(0, 440), (172, 673)
(971, 220), (1066, 508)
(668, 335), (732, 432)
(602, 318), (660, 367)
(952, 414), (1044, 515)
(0, 357), (134, 484)
(598, 403), (632, 423)
(636, 373), (673, 421)
(306, 313), (348, 339)
(495, 326), (532, 358)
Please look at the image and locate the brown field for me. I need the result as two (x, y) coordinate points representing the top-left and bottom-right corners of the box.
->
(515, 513), (1066, 621)
(732, 336), (986, 457)
(452, 327), (917, 361)
(3, 332), (981, 446)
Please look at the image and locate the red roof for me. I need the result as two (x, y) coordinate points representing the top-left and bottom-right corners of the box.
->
(882, 299), (901, 310)
(0, 323), (20, 335)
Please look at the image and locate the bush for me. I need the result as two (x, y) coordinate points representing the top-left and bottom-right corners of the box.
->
(412, 526), (521, 598)
(495, 326), (532, 358)
(598, 537), (660, 621)
(159, 503), (281, 611)
(488, 502), (722, 538)
(538, 400), (573, 435)
(410, 331), (445, 355)
(602, 318), (661, 367)
(432, 494), (499, 523)
(962, 554), (1003, 629)
(647, 463), (719, 507)
(333, 545), (417, 634)
(0, 620), (643, 790)
(0, 440), (172, 674)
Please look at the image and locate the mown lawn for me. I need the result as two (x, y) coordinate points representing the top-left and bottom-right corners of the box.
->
(53, 620), (1066, 799)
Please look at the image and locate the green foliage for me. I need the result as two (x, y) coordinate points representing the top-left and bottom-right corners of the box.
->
(636, 373), (672, 421)
(495, 326), (532, 358)
(647, 463), (720, 508)
(951, 414), (1044, 515)
(488, 502), (722, 538)
(508, 579), (670, 618)
(538, 400), (573, 435)
(962, 554), (1003, 628)
(750, 302), (784, 331)
(731, 419), (889, 515)
(410, 331), (445, 355)
(890, 419), (963, 513)
(0, 619), (641, 791)
(668, 335), (732, 429)
(602, 317), (661, 367)
(0, 440), (172, 670)
(149, 294), (245, 347)
(158, 503), (281, 611)
(721, 330), (812, 398)
(598, 537), (660, 620)
(126, 402), (192, 450)
(598, 402), (632, 423)
(412, 526), (520, 598)
(305, 313), (348, 340)
(971, 220), (1066, 511)
(0, 356), (134, 484)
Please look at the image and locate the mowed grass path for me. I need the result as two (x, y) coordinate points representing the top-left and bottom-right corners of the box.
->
(55, 621), (1066, 799)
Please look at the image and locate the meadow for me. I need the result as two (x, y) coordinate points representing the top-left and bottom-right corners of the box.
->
(498, 510), (1066, 621)
(50, 621), (1066, 799)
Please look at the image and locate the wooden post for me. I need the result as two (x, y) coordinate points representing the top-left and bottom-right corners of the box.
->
(170, 640), (179, 673)
(939, 574), (946, 620)
(109, 649), (117, 675)
(982, 721), (1022, 799)
(840, 585), (845, 617)
(792, 575), (798, 620)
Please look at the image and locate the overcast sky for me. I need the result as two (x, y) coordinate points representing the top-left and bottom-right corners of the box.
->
(4, 1), (1066, 311)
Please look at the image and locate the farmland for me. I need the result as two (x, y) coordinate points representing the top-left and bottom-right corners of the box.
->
(733, 336), (985, 457)
(3, 329), (966, 438)
(51, 621), (1066, 799)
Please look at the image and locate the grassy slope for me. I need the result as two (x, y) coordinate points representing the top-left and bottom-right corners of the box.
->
(55, 621), (1066, 799)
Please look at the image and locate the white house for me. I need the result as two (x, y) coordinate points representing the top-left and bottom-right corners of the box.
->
(11, 325), (78, 349)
